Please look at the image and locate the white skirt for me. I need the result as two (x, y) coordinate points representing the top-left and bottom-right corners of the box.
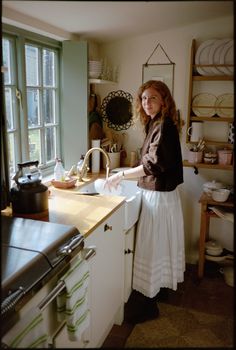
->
(132, 187), (185, 298)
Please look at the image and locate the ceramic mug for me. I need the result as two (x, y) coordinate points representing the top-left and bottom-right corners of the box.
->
(103, 152), (120, 170)
(188, 150), (203, 164)
(217, 149), (233, 165)
(187, 122), (203, 142)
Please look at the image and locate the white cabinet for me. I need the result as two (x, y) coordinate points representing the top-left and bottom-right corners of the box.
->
(124, 225), (135, 303)
(85, 204), (125, 348)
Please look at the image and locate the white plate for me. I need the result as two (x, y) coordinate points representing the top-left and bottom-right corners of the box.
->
(195, 39), (217, 76)
(192, 93), (217, 117)
(94, 178), (122, 195)
(215, 93), (234, 118)
(208, 38), (231, 75)
(219, 39), (234, 75)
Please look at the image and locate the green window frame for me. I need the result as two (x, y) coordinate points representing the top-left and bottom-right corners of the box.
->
(2, 24), (61, 180)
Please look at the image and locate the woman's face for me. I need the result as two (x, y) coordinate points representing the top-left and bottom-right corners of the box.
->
(141, 87), (163, 118)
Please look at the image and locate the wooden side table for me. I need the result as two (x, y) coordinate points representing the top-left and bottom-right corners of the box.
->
(198, 192), (234, 279)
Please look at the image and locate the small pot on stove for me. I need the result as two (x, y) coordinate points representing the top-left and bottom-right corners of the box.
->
(11, 161), (49, 214)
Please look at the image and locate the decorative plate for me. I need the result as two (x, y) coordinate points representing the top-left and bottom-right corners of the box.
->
(219, 39), (234, 75)
(100, 90), (133, 131)
(215, 93), (234, 118)
(195, 39), (217, 76)
(192, 93), (217, 117)
(208, 38), (231, 76)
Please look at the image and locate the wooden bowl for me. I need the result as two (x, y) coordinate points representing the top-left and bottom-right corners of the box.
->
(51, 178), (77, 189)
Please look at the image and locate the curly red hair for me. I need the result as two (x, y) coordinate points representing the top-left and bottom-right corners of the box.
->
(135, 80), (181, 132)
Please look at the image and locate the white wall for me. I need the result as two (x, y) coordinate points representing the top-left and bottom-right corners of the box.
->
(93, 15), (234, 263)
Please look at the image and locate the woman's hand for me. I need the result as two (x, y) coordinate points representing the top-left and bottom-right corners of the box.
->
(104, 171), (123, 191)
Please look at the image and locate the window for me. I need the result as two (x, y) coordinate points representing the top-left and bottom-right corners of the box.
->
(2, 29), (60, 180)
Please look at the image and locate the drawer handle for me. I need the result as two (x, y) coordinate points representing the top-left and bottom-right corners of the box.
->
(124, 249), (133, 254)
(104, 224), (112, 231)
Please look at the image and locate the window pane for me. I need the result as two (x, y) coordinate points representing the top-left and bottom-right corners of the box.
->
(4, 87), (14, 130)
(43, 89), (55, 124)
(29, 129), (41, 163)
(2, 38), (12, 84)
(43, 49), (55, 87)
(27, 88), (40, 127)
(25, 45), (39, 86)
(45, 127), (56, 162)
(8, 133), (16, 178)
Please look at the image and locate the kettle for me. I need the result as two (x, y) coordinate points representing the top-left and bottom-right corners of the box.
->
(11, 161), (49, 214)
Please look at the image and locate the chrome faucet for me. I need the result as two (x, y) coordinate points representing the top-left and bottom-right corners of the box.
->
(78, 147), (110, 181)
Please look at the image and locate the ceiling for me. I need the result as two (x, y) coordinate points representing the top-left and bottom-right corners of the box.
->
(2, 1), (234, 43)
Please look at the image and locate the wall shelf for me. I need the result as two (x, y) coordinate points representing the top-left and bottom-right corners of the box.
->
(192, 74), (233, 81)
(183, 159), (233, 171)
(186, 39), (234, 171)
(190, 116), (233, 122)
(89, 78), (116, 84)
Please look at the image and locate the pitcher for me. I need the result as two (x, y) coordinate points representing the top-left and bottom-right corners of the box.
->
(187, 122), (203, 142)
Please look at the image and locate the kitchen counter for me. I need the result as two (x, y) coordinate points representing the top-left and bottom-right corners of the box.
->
(48, 178), (126, 237)
(2, 173), (126, 237)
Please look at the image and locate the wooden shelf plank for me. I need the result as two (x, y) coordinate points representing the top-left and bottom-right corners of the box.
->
(192, 75), (233, 81)
(190, 116), (233, 122)
(183, 160), (233, 170)
(89, 79), (116, 84)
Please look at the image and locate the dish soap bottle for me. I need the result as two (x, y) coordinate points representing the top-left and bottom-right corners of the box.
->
(77, 155), (85, 176)
(54, 158), (65, 181)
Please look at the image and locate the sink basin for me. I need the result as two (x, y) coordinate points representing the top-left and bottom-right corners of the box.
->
(77, 179), (142, 231)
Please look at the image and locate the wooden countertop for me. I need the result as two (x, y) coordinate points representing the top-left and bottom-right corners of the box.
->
(1, 173), (126, 238)
(48, 174), (125, 237)
(48, 188), (125, 238)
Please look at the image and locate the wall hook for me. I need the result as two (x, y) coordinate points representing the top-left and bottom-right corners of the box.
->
(194, 166), (199, 175)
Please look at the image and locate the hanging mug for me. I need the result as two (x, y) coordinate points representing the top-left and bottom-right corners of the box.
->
(187, 122), (203, 142)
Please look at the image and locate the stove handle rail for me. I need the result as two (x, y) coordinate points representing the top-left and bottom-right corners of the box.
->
(38, 246), (96, 312)
(1, 246), (96, 323)
(56, 234), (85, 257)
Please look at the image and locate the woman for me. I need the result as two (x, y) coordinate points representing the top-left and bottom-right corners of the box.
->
(105, 80), (185, 323)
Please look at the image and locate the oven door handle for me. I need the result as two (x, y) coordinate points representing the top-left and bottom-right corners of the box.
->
(38, 246), (96, 312)
(56, 234), (84, 257)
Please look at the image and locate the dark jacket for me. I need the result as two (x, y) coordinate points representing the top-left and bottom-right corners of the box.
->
(138, 114), (183, 191)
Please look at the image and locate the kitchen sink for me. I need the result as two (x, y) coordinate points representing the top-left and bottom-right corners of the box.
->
(77, 179), (142, 231)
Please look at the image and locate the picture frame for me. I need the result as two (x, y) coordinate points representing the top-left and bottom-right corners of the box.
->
(142, 63), (175, 95)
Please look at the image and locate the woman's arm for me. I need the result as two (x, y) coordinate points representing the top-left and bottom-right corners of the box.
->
(105, 165), (145, 189)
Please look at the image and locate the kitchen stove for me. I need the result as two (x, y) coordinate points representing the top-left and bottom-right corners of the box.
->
(1, 215), (85, 333)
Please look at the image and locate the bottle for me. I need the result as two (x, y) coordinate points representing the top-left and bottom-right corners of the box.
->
(77, 155), (85, 176)
(54, 158), (65, 181)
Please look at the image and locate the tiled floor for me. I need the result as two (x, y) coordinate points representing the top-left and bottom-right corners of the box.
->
(102, 262), (234, 348)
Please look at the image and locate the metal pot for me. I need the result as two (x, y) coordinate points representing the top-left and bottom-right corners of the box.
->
(11, 161), (49, 214)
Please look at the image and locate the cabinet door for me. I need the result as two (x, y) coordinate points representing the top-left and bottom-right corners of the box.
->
(85, 205), (125, 348)
(52, 322), (89, 348)
(124, 226), (135, 303)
